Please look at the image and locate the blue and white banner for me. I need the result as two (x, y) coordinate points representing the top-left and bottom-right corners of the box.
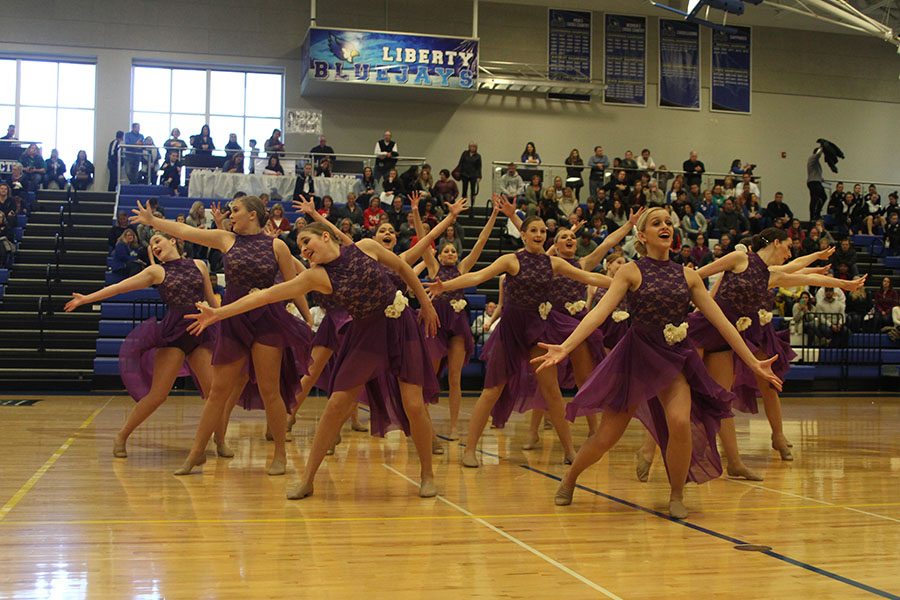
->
(302, 27), (478, 90)
(603, 14), (646, 106)
(548, 9), (592, 82)
(711, 26), (751, 113)
(658, 19), (700, 110)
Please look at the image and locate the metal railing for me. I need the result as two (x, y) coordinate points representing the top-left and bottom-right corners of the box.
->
(37, 296), (47, 352)
(131, 300), (166, 326)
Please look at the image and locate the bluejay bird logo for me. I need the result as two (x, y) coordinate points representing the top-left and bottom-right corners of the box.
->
(328, 33), (360, 63)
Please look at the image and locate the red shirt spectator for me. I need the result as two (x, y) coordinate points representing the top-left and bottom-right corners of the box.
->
(363, 197), (385, 231)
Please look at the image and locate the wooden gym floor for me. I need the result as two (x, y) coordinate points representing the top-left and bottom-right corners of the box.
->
(0, 392), (897, 599)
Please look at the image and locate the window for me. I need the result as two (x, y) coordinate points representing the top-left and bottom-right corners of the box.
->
(131, 65), (283, 156)
(0, 58), (97, 164)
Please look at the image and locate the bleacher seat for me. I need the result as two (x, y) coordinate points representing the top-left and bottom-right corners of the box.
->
(120, 184), (174, 196)
(884, 256), (900, 271)
(465, 293), (486, 310)
(93, 357), (120, 375)
(100, 303), (166, 319)
(99, 320), (137, 337)
(850, 234), (878, 249)
(95, 338), (123, 356)
(0, 269), (8, 284)
(105, 272), (126, 285)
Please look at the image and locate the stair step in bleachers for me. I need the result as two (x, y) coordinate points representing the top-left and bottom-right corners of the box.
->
(120, 185), (175, 197)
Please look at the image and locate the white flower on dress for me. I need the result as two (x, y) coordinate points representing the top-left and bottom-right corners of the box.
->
(565, 300), (587, 315)
(612, 310), (630, 323)
(663, 322), (689, 346)
(384, 290), (410, 319)
(285, 302), (301, 318)
(758, 309), (774, 326)
(735, 316), (752, 332)
(450, 299), (468, 313)
(248, 287), (261, 294)
(538, 302), (552, 320)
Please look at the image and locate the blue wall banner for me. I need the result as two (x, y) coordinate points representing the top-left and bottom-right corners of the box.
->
(711, 26), (751, 113)
(301, 27), (478, 91)
(548, 9), (592, 82)
(658, 19), (700, 110)
(603, 14), (646, 106)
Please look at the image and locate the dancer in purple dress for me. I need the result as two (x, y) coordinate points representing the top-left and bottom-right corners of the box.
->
(187, 224), (443, 499)
(635, 232), (864, 481)
(588, 252), (632, 351)
(427, 216), (612, 467)
(415, 192), (499, 439)
(532, 208), (782, 519)
(499, 198), (642, 448)
(64, 233), (227, 458)
(130, 196), (312, 476)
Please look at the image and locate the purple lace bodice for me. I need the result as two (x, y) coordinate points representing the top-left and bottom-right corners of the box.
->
(505, 250), (553, 310)
(158, 258), (204, 308)
(627, 258), (691, 331)
(549, 257), (586, 307)
(309, 290), (335, 311)
(716, 253), (770, 317)
(383, 265), (404, 292)
(436, 264), (465, 301)
(223, 233), (277, 303)
(323, 244), (397, 319)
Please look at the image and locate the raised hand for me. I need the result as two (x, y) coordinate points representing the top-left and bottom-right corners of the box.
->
(841, 274), (867, 292)
(263, 222), (279, 238)
(424, 278), (444, 298)
(292, 195), (316, 215)
(571, 219), (586, 233)
(418, 302), (440, 337)
(64, 293), (86, 312)
(494, 194), (517, 219)
(186, 302), (220, 335)
(210, 201), (226, 229)
(129, 200), (154, 226)
(753, 355), (783, 391)
(628, 206), (646, 227)
(446, 196), (469, 217)
(408, 191), (422, 211)
(529, 343), (568, 373)
(815, 246), (836, 261)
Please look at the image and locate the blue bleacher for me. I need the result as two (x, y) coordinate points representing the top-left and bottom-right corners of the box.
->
(0, 268), (8, 284)
(120, 184), (175, 196)
(93, 357), (120, 375)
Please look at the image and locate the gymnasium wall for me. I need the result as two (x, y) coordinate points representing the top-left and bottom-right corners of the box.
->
(1, 0), (897, 205)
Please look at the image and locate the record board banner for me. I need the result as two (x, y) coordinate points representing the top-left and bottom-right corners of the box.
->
(711, 26), (751, 113)
(548, 9), (592, 81)
(658, 19), (700, 110)
(603, 14), (646, 106)
(302, 27), (478, 90)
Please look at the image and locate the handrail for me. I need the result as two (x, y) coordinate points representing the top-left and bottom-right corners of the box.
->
(37, 296), (46, 352)
(45, 264), (53, 315)
(823, 178), (900, 189)
(118, 143), (428, 164)
(490, 160), (762, 181)
(53, 234), (63, 282)
(0, 139), (42, 146)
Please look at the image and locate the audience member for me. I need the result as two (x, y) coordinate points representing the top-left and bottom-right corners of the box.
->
(432, 169), (459, 203)
(0, 211), (14, 266)
(0, 183), (16, 220)
(142, 137), (160, 184)
(471, 301), (498, 342)
(457, 142), (482, 200)
(845, 286), (872, 331)
(885, 212), (900, 255)
(315, 157), (333, 177)
(832, 238), (859, 277)
(786, 218), (806, 242)
(224, 133), (242, 158)
(499, 163), (524, 199)
(414, 164), (434, 198)
(222, 151), (244, 174)
(19, 144), (45, 191)
(107, 130), (124, 191)
(185, 201), (208, 259)
(123, 123), (144, 184)
(636, 148), (656, 176)
(43, 149), (67, 189)
(1, 124), (16, 140)
(620, 150), (639, 185)
(248, 139), (259, 173)
(110, 228), (145, 276)
(716, 198), (750, 238)
(690, 233), (712, 267)
(813, 287), (849, 346)
(807, 145), (827, 220)
(164, 128), (188, 157)
(682, 150), (705, 188)
(680, 203), (706, 242)
(439, 224), (464, 256)
(264, 128), (284, 157)
(373, 130), (398, 181)
(520, 141), (540, 165)
(294, 162), (316, 199)
(863, 184), (885, 235)
(70, 150), (94, 190)
(386, 196), (405, 231)
(267, 203), (292, 233)
(159, 151), (182, 193)
(587, 146), (609, 199)
(336, 193), (364, 228)
(380, 167), (405, 206)
(309, 135), (335, 165)
(263, 155), (285, 176)
(191, 125), (214, 156)
(873, 277), (898, 330)
(363, 196), (386, 233)
(766, 191), (793, 221)
(317, 195), (337, 224)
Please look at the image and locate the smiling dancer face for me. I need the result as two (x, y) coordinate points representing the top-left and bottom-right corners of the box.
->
(375, 222), (398, 251)
(634, 207), (673, 257)
(229, 196), (267, 234)
(149, 233), (181, 263)
(299, 224), (341, 265)
(521, 217), (547, 252)
(554, 228), (578, 259)
(438, 243), (459, 266)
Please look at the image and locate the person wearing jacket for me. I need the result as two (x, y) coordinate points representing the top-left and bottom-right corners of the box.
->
(457, 142), (482, 201)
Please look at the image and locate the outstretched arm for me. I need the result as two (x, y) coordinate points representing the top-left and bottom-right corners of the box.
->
(130, 200), (233, 251)
(426, 253), (518, 296)
(769, 271), (866, 292)
(293, 196), (353, 246)
(64, 265), (164, 311)
(550, 256), (613, 289)
(695, 249), (748, 280)
(687, 269), (782, 390)
(401, 195), (468, 266)
(495, 194), (523, 232)
(769, 246), (834, 273)
(460, 201), (500, 273)
(194, 260), (221, 308)
(580, 207), (643, 272)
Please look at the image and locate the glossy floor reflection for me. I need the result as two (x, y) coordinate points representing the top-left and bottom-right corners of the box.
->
(0, 393), (897, 599)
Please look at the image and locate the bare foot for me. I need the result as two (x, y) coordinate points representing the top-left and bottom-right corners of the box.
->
(113, 434), (128, 458)
(287, 480), (314, 500)
(174, 454), (207, 476)
(522, 433), (541, 451)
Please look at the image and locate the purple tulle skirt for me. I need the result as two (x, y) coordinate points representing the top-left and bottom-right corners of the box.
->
(423, 299), (475, 374)
(213, 302), (313, 411)
(504, 308), (607, 415)
(599, 314), (631, 350)
(568, 325), (734, 484)
(327, 307), (439, 437)
(687, 310), (795, 413)
(119, 308), (216, 401)
(312, 310), (352, 392)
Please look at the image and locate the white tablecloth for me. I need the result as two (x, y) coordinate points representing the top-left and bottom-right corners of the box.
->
(188, 171), (359, 201)
(188, 171), (296, 199)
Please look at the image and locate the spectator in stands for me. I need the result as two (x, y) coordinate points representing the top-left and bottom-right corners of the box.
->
(716, 198), (749, 239)
(682, 151), (705, 189)
(146, 197), (165, 218)
(398, 212), (417, 250)
(574, 228), (597, 258)
(833, 238), (859, 277)
(457, 142), (482, 201)
(263, 155), (284, 176)
(620, 150), (639, 185)
(309, 135), (335, 166)
(863, 184), (885, 235)
(164, 128), (188, 157)
(520, 141), (540, 165)
(802, 227), (822, 255)
(845, 285), (872, 332)
(107, 210), (135, 251)
(353, 165), (377, 199)
(885, 191), (899, 221)
(248, 139), (259, 173)
(500, 163), (524, 200)
(111, 229), (146, 276)
(744, 195), (765, 234)
(184, 201), (208, 259)
(789, 237), (804, 260)
(264, 129), (284, 157)
(318, 195), (337, 224)
(386, 195), (405, 231)
(766, 191), (793, 222)
(729, 158), (755, 175)
(471, 301), (498, 342)
(606, 169), (629, 199)
(70, 150), (94, 191)
(373, 130), (398, 181)
(222, 151), (244, 174)
(107, 130), (124, 191)
(813, 287), (849, 346)
(562, 148), (584, 200)
(786, 218), (806, 242)
(807, 145), (827, 220)
(363, 196), (385, 233)
(338, 217), (362, 243)
(739, 172), (760, 198)
(43, 149), (67, 189)
(680, 203), (706, 243)
(159, 151), (182, 193)
(812, 219), (834, 245)
(413, 164), (434, 199)
(637, 148), (656, 176)
(380, 167), (405, 206)
(19, 144), (44, 191)
(399, 165), (419, 192)
(719, 175), (736, 201)
(123, 123), (144, 184)
(224, 134), (242, 159)
(336, 192), (364, 228)
(0, 183), (15, 220)
(719, 233), (734, 253)
(315, 157), (332, 177)
(1, 125), (16, 140)
(587, 146), (609, 200)
(646, 179), (664, 206)
(142, 137), (160, 184)
(885, 212), (900, 255)
(265, 203), (291, 234)
(136, 211), (161, 250)
(672, 244), (694, 268)
(690, 233), (712, 267)
(606, 197), (628, 231)
(524, 174), (542, 210)
(191, 125), (214, 156)
(873, 277), (898, 330)
(559, 186), (578, 218)
(791, 290), (814, 338)
(697, 189), (717, 227)
(628, 180), (647, 208)
(419, 198), (443, 229)
(294, 162), (316, 199)
(0, 211), (14, 266)
(827, 181), (845, 218)
(432, 168), (458, 203)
